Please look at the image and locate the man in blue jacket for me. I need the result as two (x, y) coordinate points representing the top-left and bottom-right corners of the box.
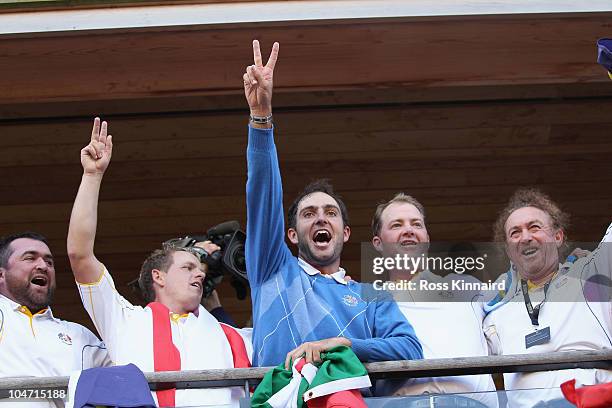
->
(243, 40), (422, 368)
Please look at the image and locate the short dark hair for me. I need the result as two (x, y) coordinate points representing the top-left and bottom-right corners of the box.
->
(371, 193), (426, 236)
(0, 232), (50, 269)
(138, 248), (178, 304)
(494, 188), (570, 242)
(287, 179), (349, 230)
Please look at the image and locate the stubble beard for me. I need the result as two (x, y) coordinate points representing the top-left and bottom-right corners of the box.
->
(297, 235), (343, 268)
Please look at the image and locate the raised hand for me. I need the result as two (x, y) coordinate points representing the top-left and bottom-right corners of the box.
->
(243, 40), (279, 117)
(81, 117), (113, 175)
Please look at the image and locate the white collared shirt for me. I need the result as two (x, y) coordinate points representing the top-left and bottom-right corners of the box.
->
(77, 267), (252, 407)
(0, 294), (110, 408)
(483, 222), (612, 407)
(388, 270), (497, 405)
(298, 257), (348, 285)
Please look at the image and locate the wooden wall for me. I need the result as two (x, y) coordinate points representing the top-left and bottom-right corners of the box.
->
(0, 10), (611, 328)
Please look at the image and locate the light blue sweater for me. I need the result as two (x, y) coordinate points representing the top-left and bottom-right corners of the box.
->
(246, 125), (423, 367)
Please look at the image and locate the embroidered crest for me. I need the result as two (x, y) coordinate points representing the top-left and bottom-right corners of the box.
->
(342, 294), (358, 307)
(58, 332), (72, 345)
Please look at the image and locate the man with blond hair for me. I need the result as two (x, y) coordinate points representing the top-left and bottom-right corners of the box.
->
(371, 193), (496, 406)
(67, 118), (252, 407)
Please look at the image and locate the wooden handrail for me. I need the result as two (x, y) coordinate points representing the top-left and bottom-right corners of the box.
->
(1, 350), (610, 390)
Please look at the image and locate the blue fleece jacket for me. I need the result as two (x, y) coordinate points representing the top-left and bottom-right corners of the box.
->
(246, 125), (423, 367)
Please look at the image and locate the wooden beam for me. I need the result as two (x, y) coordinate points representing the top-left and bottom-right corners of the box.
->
(1, 13), (610, 110)
(3, 83), (612, 120)
(1, 350), (610, 390)
(2, 1), (612, 36)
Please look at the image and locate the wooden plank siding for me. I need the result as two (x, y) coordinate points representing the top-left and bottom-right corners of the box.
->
(1, 14), (612, 110)
(0, 7), (611, 328)
(1, 101), (611, 327)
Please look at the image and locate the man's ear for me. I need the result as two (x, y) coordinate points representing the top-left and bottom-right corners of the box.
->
(287, 228), (298, 245)
(151, 269), (165, 287)
(554, 229), (565, 248)
(343, 225), (351, 243)
(372, 236), (383, 252)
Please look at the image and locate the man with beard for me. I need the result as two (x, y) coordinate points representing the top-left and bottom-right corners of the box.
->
(243, 40), (422, 368)
(0, 232), (110, 407)
(371, 193), (497, 407)
(484, 188), (612, 407)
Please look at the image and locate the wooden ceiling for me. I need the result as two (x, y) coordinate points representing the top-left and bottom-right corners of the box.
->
(1, 3), (611, 328)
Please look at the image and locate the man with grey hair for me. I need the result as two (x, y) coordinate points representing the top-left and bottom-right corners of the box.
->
(484, 188), (612, 407)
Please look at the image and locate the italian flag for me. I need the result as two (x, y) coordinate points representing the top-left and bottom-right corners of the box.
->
(252, 346), (371, 408)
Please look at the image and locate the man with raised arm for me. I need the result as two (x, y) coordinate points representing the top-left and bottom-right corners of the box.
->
(67, 118), (252, 407)
(484, 188), (612, 407)
(243, 40), (422, 368)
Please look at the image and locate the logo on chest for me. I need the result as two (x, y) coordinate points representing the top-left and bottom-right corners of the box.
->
(57, 332), (72, 346)
(342, 294), (359, 307)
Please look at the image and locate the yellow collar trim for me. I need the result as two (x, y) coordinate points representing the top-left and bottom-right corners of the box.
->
(527, 271), (557, 291)
(170, 313), (188, 322)
(18, 306), (48, 318)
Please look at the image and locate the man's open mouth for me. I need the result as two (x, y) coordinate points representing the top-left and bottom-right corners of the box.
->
(312, 229), (331, 247)
(521, 247), (538, 256)
(313, 230), (332, 245)
(30, 275), (48, 287)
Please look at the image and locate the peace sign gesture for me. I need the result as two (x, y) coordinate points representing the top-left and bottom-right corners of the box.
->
(81, 117), (113, 176)
(243, 40), (279, 117)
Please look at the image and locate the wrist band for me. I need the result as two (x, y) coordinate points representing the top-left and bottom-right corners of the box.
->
(249, 113), (273, 124)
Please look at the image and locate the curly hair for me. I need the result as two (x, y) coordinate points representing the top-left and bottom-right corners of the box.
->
(494, 188), (569, 243)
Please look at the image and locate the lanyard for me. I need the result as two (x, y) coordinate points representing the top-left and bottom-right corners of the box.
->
(521, 279), (551, 327)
